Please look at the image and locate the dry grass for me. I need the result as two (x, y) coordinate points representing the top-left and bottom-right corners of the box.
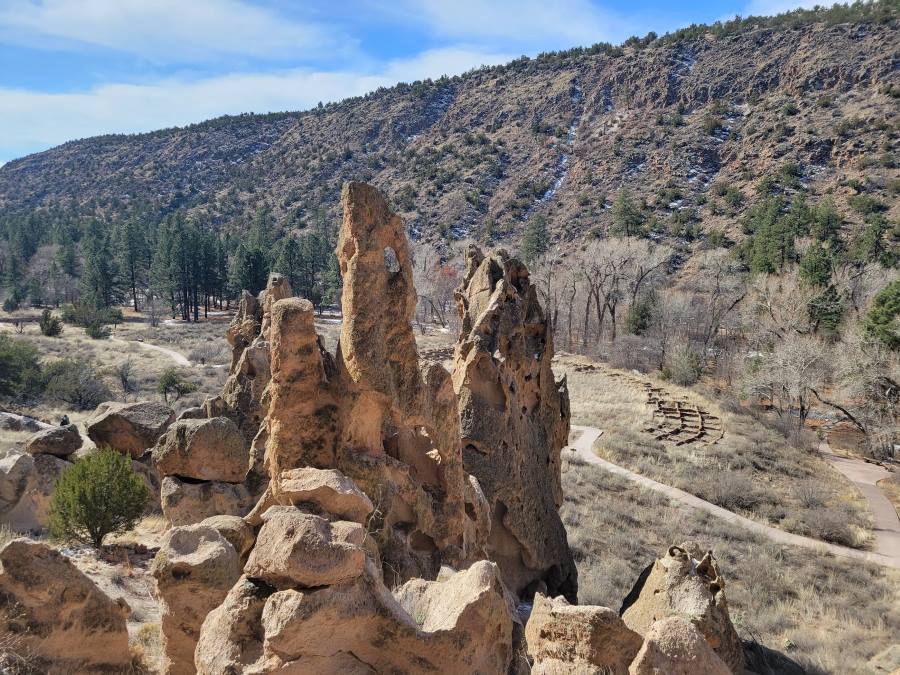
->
(878, 474), (900, 516)
(561, 453), (900, 675)
(555, 354), (873, 549)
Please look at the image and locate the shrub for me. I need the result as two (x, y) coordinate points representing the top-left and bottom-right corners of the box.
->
(43, 358), (112, 410)
(38, 309), (63, 337)
(157, 368), (198, 404)
(1, 297), (18, 312)
(665, 344), (704, 386)
(625, 296), (655, 336)
(49, 447), (149, 548)
(864, 280), (900, 350)
(84, 321), (111, 339)
(0, 334), (43, 400)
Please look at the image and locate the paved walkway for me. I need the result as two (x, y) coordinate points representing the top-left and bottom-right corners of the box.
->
(567, 425), (900, 570)
(819, 442), (900, 563)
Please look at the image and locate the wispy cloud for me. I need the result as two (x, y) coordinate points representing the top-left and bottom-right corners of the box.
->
(0, 0), (346, 61)
(738, 0), (825, 18)
(390, 0), (632, 48)
(0, 46), (512, 162)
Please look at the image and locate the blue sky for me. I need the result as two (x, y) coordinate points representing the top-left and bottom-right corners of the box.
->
(0, 0), (818, 165)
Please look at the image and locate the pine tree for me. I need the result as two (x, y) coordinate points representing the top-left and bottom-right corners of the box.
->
(80, 221), (123, 309)
(522, 215), (549, 264)
(611, 189), (644, 236)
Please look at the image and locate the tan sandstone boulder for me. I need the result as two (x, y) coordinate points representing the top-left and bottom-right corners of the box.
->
(628, 616), (731, 675)
(246, 467), (374, 526)
(243, 506), (367, 589)
(153, 416), (248, 483)
(452, 245), (576, 600)
(200, 514), (256, 559)
(525, 594), (643, 674)
(2, 452), (70, 531)
(151, 524), (242, 675)
(0, 450), (33, 513)
(24, 423), (82, 457)
(621, 543), (743, 673)
(161, 475), (254, 526)
(87, 400), (174, 458)
(0, 539), (130, 674)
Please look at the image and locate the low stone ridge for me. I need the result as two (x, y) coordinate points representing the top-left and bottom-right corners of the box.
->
(628, 616), (731, 675)
(24, 423), (82, 457)
(153, 416), (249, 483)
(152, 524), (242, 675)
(526, 594), (643, 674)
(0, 539), (131, 674)
(621, 543), (744, 673)
(453, 244), (576, 601)
(86, 400), (175, 458)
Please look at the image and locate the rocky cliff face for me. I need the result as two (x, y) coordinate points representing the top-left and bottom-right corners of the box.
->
(0, 15), (896, 247)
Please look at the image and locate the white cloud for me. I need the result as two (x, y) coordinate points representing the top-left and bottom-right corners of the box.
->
(393, 0), (629, 47)
(0, 46), (513, 161)
(0, 0), (345, 61)
(739, 0), (825, 17)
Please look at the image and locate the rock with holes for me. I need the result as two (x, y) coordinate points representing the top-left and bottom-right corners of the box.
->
(160, 476), (254, 526)
(0, 538), (130, 674)
(243, 506), (366, 589)
(628, 616), (731, 675)
(452, 244), (576, 601)
(246, 467), (373, 526)
(24, 423), (82, 457)
(621, 543), (743, 673)
(525, 594), (643, 675)
(153, 416), (248, 483)
(86, 400), (174, 458)
(151, 524), (242, 675)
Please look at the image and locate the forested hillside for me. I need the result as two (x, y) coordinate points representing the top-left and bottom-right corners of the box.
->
(0, 3), (897, 457)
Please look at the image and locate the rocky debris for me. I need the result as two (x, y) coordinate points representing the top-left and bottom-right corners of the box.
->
(177, 406), (207, 421)
(0, 538), (130, 674)
(196, 558), (515, 674)
(87, 400), (174, 458)
(200, 514), (256, 559)
(246, 467), (373, 526)
(151, 524), (242, 675)
(628, 617), (731, 675)
(160, 476), (254, 526)
(153, 416), (248, 483)
(452, 244), (576, 600)
(1, 451), (70, 531)
(24, 423), (82, 457)
(621, 543), (743, 673)
(243, 506), (366, 589)
(526, 594), (643, 674)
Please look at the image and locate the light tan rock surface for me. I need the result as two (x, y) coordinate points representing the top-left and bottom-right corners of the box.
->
(452, 244), (576, 600)
(628, 616), (731, 675)
(200, 514), (256, 559)
(246, 467), (373, 526)
(243, 506), (366, 589)
(0, 538), (130, 674)
(86, 400), (174, 458)
(153, 416), (248, 483)
(525, 594), (643, 675)
(161, 475), (254, 526)
(24, 423), (82, 457)
(151, 525), (242, 675)
(1, 452), (70, 531)
(621, 543), (743, 673)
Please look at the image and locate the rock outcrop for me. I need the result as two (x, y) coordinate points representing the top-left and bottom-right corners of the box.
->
(0, 451), (70, 531)
(453, 245), (576, 600)
(152, 524), (242, 675)
(160, 476), (255, 526)
(153, 416), (248, 483)
(24, 423), (82, 457)
(87, 400), (174, 458)
(0, 539), (130, 674)
(526, 594), (643, 674)
(621, 543), (743, 673)
(628, 617), (731, 675)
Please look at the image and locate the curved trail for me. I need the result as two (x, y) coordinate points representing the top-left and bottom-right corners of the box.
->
(111, 336), (191, 367)
(567, 425), (900, 570)
(818, 442), (900, 563)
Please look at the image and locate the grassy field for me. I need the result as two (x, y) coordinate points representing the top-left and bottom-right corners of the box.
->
(561, 454), (899, 675)
(554, 353), (874, 550)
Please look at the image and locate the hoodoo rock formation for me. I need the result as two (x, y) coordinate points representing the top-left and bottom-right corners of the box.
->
(35, 181), (747, 675)
(453, 245), (577, 601)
